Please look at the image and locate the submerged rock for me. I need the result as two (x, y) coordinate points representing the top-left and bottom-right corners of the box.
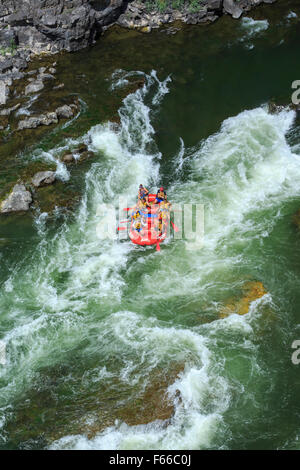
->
(268, 101), (287, 114)
(61, 146), (94, 164)
(219, 281), (267, 318)
(0, 115), (9, 131)
(75, 143), (88, 154)
(292, 209), (300, 230)
(62, 153), (75, 164)
(0, 183), (32, 213)
(32, 171), (56, 188)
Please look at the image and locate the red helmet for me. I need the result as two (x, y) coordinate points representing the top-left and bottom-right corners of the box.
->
(160, 187), (164, 191)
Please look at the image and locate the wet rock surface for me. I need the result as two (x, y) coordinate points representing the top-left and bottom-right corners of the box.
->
(0, 0), (277, 122)
(31, 171), (56, 188)
(17, 101), (78, 130)
(116, 0), (277, 32)
(0, 183), (32, 213)
(17, 112), (59, 130)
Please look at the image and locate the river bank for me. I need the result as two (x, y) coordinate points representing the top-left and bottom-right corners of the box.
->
(0, 1), (278, 112)
(0, 0), (283, 216)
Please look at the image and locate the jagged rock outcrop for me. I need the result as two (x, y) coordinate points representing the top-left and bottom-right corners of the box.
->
(1, 0), (97, 53)
(25, 79), (45, 95)
(18, 112), (58, 130)
(56, 104), (76, 119)
(223, 0), (243, 19)
(0, 0), (278, 126)
(116, 0), (277, 31)
(32, 171), (56, 188)
(0, 184), (32, 213)
(17, 103), (77, 130)
(0, 0), (129, 54)
(0, 0), (278, 57)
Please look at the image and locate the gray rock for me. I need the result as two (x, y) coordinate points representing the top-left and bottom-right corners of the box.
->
(223, 0), (243, 18)
(0, 103), (20, 116)
(0, 184), (32, 213)
(207, 0), (223, 12)
(13, 57), (28, 71)
(17, 112), (58, 130)
(38, 73), (55, 80)
(0, 28), (16, 47)
(186, 9), (208, 24)
(53, 83), (64, 90)
(0, 81), (9, 106)
(25, 79), (44, 95)
(27, 69), (38, 76)
(56, 105), (75, 119)
(96, 0), (126, 27)
(0, 58), (13, 74)
(32, 171), (56, 188)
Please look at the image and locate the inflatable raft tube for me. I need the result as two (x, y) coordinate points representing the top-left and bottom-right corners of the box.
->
(129, 194), (169, 247)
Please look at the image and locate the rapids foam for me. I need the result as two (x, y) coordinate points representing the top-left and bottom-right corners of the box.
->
(1, 69), (299, 450)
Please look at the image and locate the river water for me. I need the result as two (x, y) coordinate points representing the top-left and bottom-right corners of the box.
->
(1, 0), (300, 450)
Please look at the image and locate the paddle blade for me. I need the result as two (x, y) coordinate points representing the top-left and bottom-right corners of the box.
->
(171, 221), (179, 233)
(117, 227), (126, 231)
(156, 241), (160, 252)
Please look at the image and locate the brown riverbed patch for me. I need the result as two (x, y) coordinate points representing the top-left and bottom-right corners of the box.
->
(5, 361), (184, 447)
(219, 281), (267, 319)
(292, 209), (300, 230)
(33, 181), (80, 213)
(20, 161), (57, 181)
(70, 362), (184, 441)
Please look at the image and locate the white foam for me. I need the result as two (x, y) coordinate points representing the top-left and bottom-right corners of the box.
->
(0, 72), (172, 430)
(287, 11), (298, 19)
(241, 17), (269, 38)
(50, 311), (228, 450)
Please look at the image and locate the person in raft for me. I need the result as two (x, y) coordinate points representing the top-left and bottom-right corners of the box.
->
(154, 187), (167, 204)
(138, 184), (149, 203)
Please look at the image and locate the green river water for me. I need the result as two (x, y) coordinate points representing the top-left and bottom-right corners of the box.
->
(1, 0), (300, 450)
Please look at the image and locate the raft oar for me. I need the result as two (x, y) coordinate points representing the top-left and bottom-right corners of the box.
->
(123, 207), (135, 212)
(156, 240), (161, 252)
(171, 221), (179, 233)
(117, 226), (127, 231)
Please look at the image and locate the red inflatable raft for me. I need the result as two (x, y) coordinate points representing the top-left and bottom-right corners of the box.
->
(129, 194), (169, 249)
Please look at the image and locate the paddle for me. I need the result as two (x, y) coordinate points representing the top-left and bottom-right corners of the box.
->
(171, 221), (179, 233)
(117, 227), (126, 231)
(156, 240), (160, 252)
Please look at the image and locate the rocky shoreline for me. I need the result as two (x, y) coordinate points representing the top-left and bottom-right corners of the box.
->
(0, 1), (277, 111)
(0, 0), (280, 215)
